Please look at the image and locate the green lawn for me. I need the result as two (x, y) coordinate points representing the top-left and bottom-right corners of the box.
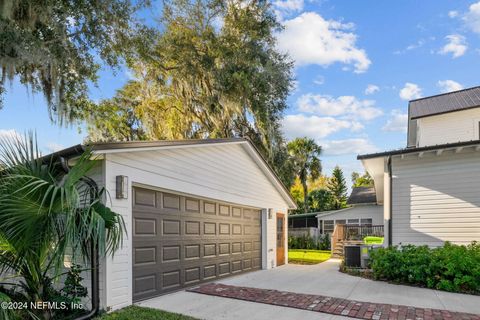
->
(288, 249), (331, 264)
(95, 306), (199, 320)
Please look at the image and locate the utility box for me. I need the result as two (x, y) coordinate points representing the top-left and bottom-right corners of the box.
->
(344, 245), (361, 268)
(360, 245), (370, 268)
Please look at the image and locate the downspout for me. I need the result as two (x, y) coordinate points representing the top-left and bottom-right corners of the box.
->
(387, 156), (393, 247)
(60, 157), (100, 319)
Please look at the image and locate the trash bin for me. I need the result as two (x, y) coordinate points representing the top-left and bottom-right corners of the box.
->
(344, 245), (361, 268)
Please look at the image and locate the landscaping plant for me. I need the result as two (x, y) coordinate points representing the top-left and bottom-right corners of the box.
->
(0, 134), (125, 319)
(288, 234), (331, 250)
(369, 242), (480, 294)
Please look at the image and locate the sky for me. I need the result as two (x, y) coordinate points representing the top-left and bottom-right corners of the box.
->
(2, 0), (480, 186)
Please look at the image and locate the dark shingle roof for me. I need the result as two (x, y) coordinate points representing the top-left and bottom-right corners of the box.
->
(347, 187), (377, 205)
(410, 86), (480, 119)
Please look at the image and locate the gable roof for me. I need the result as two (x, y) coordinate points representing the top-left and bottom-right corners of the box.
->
(47, 138), (297, 209)
(409, 86), (480, 120)
(347, 187), (377, 205)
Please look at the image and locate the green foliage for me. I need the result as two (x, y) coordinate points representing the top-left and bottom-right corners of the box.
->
(288, 234), (330, 251)
(351, 171), (374, 187)
(308, 189), (335, 212)
(369, 242), (480, 294)
(95, 305), (199, 320)
(0, 133), (125, 319)
(287, 137), (322, 210)
(82, 0), (295, 188)
(327, 166), (347, 210)
(0, 0), (151, 122)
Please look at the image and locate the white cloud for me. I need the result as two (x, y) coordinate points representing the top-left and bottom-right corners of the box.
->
(437, 80), (463, 93)
(277, 12), (371, 73)
(0, 129), (22, 141)
(46, 142), (65, 153)
(282, 114), (352, 139)
(313, 75), (325, 85)
(438, 34), (467, 58)
(365, 84), (379, 95)
(463, 1), (480, 33)
(274, 0), (304, 11)
(322, 138), (378, 156)
(399, 83), (422, 101)
(382, 110), (408, 133)
(448, 10), (459, 18)
(393, 39), (425, 55)
(273, 0), (304, 20)
(297, 94), (383, 120)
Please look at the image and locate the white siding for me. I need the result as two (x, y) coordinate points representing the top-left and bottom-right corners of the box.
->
(317, 205), (383, 229)
(392, 149), (480, 246)
(103, 143), (290, 311)
(417, 108), (480, 147)
(83, 160), (107, 310)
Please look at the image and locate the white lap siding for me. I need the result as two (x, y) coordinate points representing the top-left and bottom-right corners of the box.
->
(392, 149), (480, 246)
(102, 143), (290, 311)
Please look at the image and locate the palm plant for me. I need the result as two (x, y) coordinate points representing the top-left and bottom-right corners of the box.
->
(0, 134), (124, 319)
(287, 137), (322, 211)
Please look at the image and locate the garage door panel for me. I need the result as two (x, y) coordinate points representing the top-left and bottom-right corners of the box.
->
(203, 201), (216, 214)
(133, 187), (262, 301)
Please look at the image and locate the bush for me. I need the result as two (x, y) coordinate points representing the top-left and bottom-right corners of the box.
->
(369, 241), (480, 294)
(288, 234), (331, 250)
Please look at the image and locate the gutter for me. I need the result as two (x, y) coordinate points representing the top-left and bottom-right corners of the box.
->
(387, 156), (393, 247)
(60, 158), (100, 320)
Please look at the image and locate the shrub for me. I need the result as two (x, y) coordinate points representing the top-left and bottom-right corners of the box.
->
(288, 234), (331, 250)
(369, 242), (480, 294)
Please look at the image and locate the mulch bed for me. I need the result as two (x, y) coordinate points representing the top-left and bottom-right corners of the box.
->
(188, 283), (480, 320)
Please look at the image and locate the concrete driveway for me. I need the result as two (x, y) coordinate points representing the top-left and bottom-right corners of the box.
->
(137, 259), (480, 319)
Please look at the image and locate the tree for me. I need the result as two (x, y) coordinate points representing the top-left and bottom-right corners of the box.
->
(308, 189), (335, 212)
(328, 166), (348, 209)
(351, 171), (374, 187)
(0, 0), (151, 122)
(287, 137), (322, 209)
(82, 0), (295, 187)
(83, 82), (147, 142)
(0, 134), (124, 319)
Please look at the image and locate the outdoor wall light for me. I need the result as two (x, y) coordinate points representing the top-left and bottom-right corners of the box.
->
(116, 175), (129, 199)
(268, 208), (273, 219)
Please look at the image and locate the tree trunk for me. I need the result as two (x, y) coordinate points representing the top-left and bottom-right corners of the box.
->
(302, 179), (308, 211)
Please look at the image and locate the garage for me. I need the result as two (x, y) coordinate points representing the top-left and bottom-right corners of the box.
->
(132, 187), (262, 301)
(52, 138), (296, 310)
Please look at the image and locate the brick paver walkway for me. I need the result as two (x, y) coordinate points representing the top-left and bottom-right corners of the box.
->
(188, 283), (480, 320)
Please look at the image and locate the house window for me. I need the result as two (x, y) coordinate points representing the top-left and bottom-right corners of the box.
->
(324, 220), (334, 233)
(336, 219), (346, 225)
(347, 219), (359, 225)
(360, 218), (373, 226)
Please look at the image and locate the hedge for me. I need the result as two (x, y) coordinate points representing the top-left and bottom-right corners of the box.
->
(369, 241), (480, 294)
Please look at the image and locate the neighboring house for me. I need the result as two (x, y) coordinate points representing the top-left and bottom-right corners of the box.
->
(50, 138), (296, 310)
(316, 187), (383, 235)
(288, 212), (320, 239)
(359, 86), (480, 247)
(288, 212), (319, 228)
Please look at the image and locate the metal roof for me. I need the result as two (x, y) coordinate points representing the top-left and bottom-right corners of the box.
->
(410, 86), (480, 119)
(357, 139), (480, 160)
(288, 212), (319, 219)
(347, 187), (376, 205)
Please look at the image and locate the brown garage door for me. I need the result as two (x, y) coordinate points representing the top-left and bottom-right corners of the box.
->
(132, 187), (262, 301)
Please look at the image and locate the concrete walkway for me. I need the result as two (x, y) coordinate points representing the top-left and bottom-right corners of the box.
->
(138, 259), (480, 319)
